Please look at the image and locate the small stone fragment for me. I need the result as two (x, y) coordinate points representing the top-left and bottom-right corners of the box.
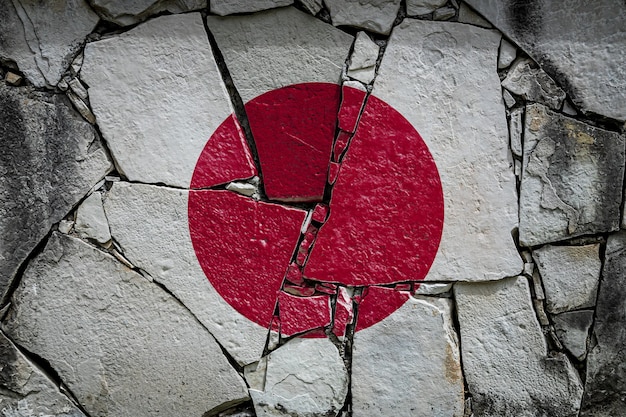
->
(347, 32), (379, 84)
(70, 52), (83, 77)
(4, 72), (22, 86)
(210, 0), (292, 15)
(338, 84), (367, 133)
(508, 107), (523, 157)
(502, 58), (566, 110)
(414, 282), (453, 295)
(433, 6), (456, 21)
(311, 203), (329, 223)
(325, 0), (402, 35)
(406, 0), (447, 16)
(299, 0), (323, 14)
(553, 310), (593, 361)
(66, 90), (96, 124)
(57, 219), (74, 234)
(562, 99), (578, 116)
(498, 38), (516, 69)
(91, 0), (206, 26)
(74, 192), (112, 245)
(278, 292), (330, 336)
(502, 89), (516, 108)
(68, 77), (88, 100)
(226, 181), (258, 197)
(332, 287), (354, 337)
(457, 3), (491, 27)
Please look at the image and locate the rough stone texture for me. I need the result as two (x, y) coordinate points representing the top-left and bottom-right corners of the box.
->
(210, 0), (293, 15)
(508, 107), (523, 157)
(373, 20), (522, 281)
(299, 0), (323, 14)
(553, 310), (593, 361)
(352, 296), (464, 416)
(465, 0), (626, 121)
(82, 13), (235, 188)
(325, 0), (401, 35)
(74, 192), (111, 245)
(581, 231), (626, 416)
(455, 277), (584, 417)
(519, 104), (625, 246)
(406, 0), (447, 16)
(532, 244), (601, 313)
(2, 233), (249, 417)
(433, 7), (455, 21)
(207, 7), (353, 102)
(0, 331), (86, 417)
(0, 0), (98, 87)
(103, 182), (269, 365)
(347, 31), (379, 84)
(498, 38), (516, 69)
(91, 0), (205, 26)
(0, 84), (112, 304)
(249, 337), (348, 416)
(457, 3), (491, 27)
(502, 58), (565, 110)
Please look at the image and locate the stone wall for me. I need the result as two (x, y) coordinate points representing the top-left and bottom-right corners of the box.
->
(1, 1), (625, 416)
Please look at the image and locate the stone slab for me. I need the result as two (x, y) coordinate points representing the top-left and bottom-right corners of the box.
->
(210, 0), (292, 15)
(347, 31), (379, 84)
(91, 0), (205, 26)
(406, 0), (447, 16)
(325, 0), (401, 35)
(74, 192), (111, 245)
(502, 58), (565, 110)
(553, 310), (593, 361)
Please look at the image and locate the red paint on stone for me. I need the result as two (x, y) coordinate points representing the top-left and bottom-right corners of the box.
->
(311, 204), (329, 223)
(333, 287), (354, 337)
(188, 190), (306, 327)
(332, 131), (352, 163)
(355, 286), (410, 331)
(328, 162), (341, 184)
(315, 282), (337, 295)
(245, 83), (340, 202)
(284, 283), (316, 297)
(338, 85), (367, 133)
(279, 292), (331, 336)
(285, 262), (304, 285)
(190, 115), (257, 188)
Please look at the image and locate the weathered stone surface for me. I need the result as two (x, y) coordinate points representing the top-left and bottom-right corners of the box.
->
(207, 7), (353, 102)
(74, 192), (111, 245)
(508, 107), (523, 157)
(465, 0), (626, 121)
(581, 231), (626, 416)
(519, 104), (625, 246)
(455, 277), (584, 417)
(373, 20), (522, 281)
(433, 6), (455, 21)
(347, 31), (379, 84)
(0, 0), (98, 87)
(249, 337), (348, 417)
(2, 233), (249, 416)
(533, 244), (601, 313)
(457, 3), (491, 27)
(103, 182), (269, 365)
(0, 331), (85, 417)
(553, 310), (593, 361)
(0, 84), (112, 303)
(502, 58), (565, 110)
(406, 0), (447, 16)
(498, 38), (516, 68)
(91, 0), (205, 26)
(352, 296), (464, 416)
(299, 0), (323, 14)
(325, 0), (401, 35)
(82, 13), (235, 188)
(210, 0), (292, 15)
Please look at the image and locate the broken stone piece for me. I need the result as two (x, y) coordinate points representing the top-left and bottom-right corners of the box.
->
(338, 84), (367, 133)
(311, 203), (329, 223)
(325, 0), (401, 35)
(508, 107), (523, 157)
(66, 90), (96, 124)
(4, 71), (22, 86)
(406, 0), (447, 16)
(502, 89), (516, 108)
(457, 3), (491, 27)
(68, 77), (88, 99)
(501, 58), (566, 110)
(332, 287), (354, 337)
(553, 310), (593, 361)
(433, 6), (456, 20)
(226, 181), (258, 197)
(58, 219), (74, 234)
(498, 38), (516, 69)
(519, 104), (625, 246)
(74, 192), (112, 245)
(414, 282), (453, 295)
(210, 0), (292, 15)
(278, 292), (330, 336)
(91, 0), (206, 26)
(347, 32), (379, 84)
(299, 0), (323, 14)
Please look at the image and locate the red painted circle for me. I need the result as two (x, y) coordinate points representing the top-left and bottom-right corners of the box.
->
(189, 82), (444, 334)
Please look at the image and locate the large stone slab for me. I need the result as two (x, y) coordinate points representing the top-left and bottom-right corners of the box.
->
(373, 20), (521, 281)
(519, 104), (625, 246)
(90, 0), (205, 26)
(209, 0), (293, 15)
(455, 277), (583, 417)
(2, 233), (249, 417)
(465, 0), (626, 121)
(0, 0), (98, 87)
(325, 0), (401, 35)
(581, 231), (626, 416)
(207, 7), (353, 102)
(82, 13), (236, 188)
(0, 331), (86, 417)
(352, 296), (464, 416)
(0, 84), (112, 304)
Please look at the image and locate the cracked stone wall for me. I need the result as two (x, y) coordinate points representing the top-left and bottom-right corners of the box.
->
(0, 1), (625, 416)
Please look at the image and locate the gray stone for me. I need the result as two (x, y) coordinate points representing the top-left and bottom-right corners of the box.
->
(508, 107), (523, 157)
(249, 337), (348, 417)
(533, 244), (601, 313)
(414, 282), (453, 295)
(502, 89), (515, 108)
(66, 90), (96, 124)
(298, 0), (323, 14)
(406, 0), (447, 16)
(325, 0), (401, 35)
(581, 231), (626, 416)
(457, 3), (491, 27)
(82, 13), (234, 188)
(374, 20), (522, 281)
(91, 0), (205, 26)
(0, 331), (85, 417)
(498, 38), (516, 69)
(207, 7), (353, 103)
(465, 0), (626, 121)
(455, 277), (584, 417)
(433, 6), (456, 21)
(2, 233), (249, 417)
(4, 72), (22, 86)
(0, 0), (98, 87)
(519, 104), (625, 246)
(347, 31), (379, 84)
(210, 0), (292, 15)
(352, 296), (464, 416)
(553, 310), (593, 361)
(68, 78), (88, 100)
(74, 192), (111, 245)
(0, 84), (112, 304)
(502, 58), (566, 110)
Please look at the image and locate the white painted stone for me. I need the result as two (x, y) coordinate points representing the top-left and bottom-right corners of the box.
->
(91, 0), (205, 26)
(226, 181), (258, 197)
(433, 6), (456, 21)
(74, 192), (111, 245)
(103, 182), (268, 365)
(553, 310), (593, 361)
(0, 0), (98, 87)
(299, 0), (323, 14)
(250, 337), (348, 417)
(415, 282), (453, 295)
(325, 0), (401, 35)
(210, 0), (292, 15)
(532, 244), (601, 313)
(457, 3), (491, 27)
(347, 32), (379, 84)
(82, 13), (235, 188)
(502, 58), (566, 110)
(2, 233), (249, 417)
(207, 7), (353, 103)
(498, 38), (516, 69)
(374, 20), (522, 281)
(406, 0), (447, 16)
(455, 277), (584, 416)
(352, 296), (464, 416)
(508, 107), (523, 157)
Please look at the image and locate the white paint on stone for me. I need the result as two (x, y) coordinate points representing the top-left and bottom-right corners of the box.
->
(82, 13), (235, 188)
(502, 58), (566, 110)
(347, 32), (379, 84)
(532, 244), (601, 314)
(91, 0), (206, 26)
(406, 0), (447, 16)
(352, 296), (464, 416)
(207, 7), (353, 103)
(553, 310), (593, 361)
(455, 277), (584, 416)
(498, 38), (516, 69)
(2, 233), (249, 417)
(103, 181), (268, 365)
(210, 0), (293, 15)
(74, 192), (111, 245)
(373, 20), (522, 281)
(415, 282), (453, 295)
(250, 337), (348, 417)
(325, 0), (401, 35)
(457, 3), (491, 27)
